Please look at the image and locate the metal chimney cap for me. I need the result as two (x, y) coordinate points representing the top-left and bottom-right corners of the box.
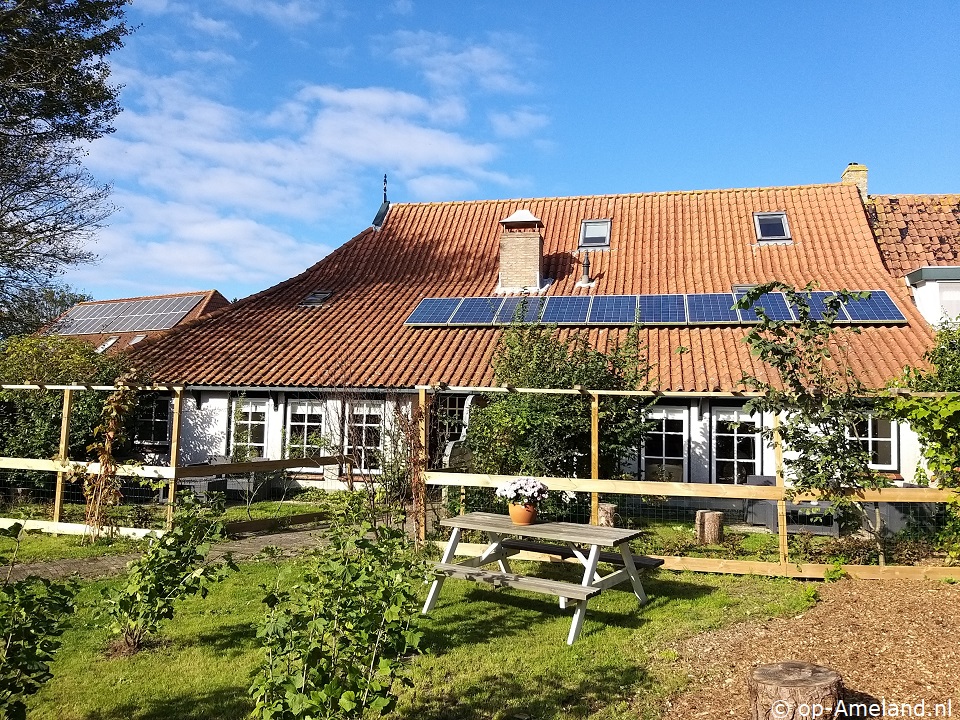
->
(500, 209), (543, 227)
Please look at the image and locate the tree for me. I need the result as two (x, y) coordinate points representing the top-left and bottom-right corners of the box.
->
(467, 323), (653, 479)
(0, 0), (133, 315)
(0, 282), (90, 338)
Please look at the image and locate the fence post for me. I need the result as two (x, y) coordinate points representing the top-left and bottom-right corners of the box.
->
(774, 414), (789, 572)
(52, 388), (74, 524)
(416, 387), (429, 544)
(166, 387), (184, 530)
(590, 392), (599, 525)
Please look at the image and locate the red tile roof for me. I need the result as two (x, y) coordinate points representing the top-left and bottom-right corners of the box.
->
(134, 184), (933, 392)
(869, 195), (960, 277)
(56, 290), (230, 353)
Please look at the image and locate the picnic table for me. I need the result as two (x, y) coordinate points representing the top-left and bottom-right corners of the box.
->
(422, 511), (664, 645)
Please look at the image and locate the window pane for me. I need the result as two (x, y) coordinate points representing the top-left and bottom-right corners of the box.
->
(871, 418), (891, 439)
(291, 413), (305, 424)
(665, 418), (684, 433)
(736, 462), (755, 483)
(365, 428), (381, 448)
(758, 216), (785, 237)
(717, 435), (734, 457)
(717, 420), (737, 434)
(249, 425), (265, 445)
(874, 441), (892, 466)
(645, 434), (663, 457)
(716, 461), (736, 484)
(737, 436), (756, 459)
(664, 434), (684, 457)
(251, 411), (266, 423)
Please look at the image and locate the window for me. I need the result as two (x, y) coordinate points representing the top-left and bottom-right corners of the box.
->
(231, 398), (268, 459)
(714, 408), (760, 484)
(642, 407), (687, 481)
(128, 334), (147, 346)
(95, 336), (119, 353)
(939, 282), (960, 319)
(429, 395), (468, 468)
(346, 400), (383, 472)
(287, 400), (324, 459)
(848, 415), (898, 471)
(134, 394), (170, 447)
(299, 290), (332, 307)
(578, 219), (611, 249)
(753, 212), (791, 243)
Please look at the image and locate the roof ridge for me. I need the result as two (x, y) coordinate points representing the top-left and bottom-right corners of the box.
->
(388, 182), (849, 209)
(80, 289), (218, 305)
(871, 193), (960, 200)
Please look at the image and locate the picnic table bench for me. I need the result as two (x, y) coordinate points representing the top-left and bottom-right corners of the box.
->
(422, 511), (664, 645)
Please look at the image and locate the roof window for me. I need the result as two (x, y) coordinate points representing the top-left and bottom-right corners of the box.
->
(96, 336), (120, 353)
(299, 291), (332, 307)
(129, 334), (147, 346)
(753, 212), (792, 244)
(578, 219), (611, 250)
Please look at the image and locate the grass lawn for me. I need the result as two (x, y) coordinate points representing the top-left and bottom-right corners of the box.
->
(0, 532), (149, 565)
(28, 558), (816, 720)
(220, 499), (330, 522)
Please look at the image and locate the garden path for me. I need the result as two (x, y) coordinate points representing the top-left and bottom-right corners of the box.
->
(6, 525), (328, 582)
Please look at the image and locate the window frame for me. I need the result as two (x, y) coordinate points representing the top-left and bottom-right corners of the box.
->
(847, 414), (899, 472)
(938, 281), (960, 320)
(429, 394), (468, 468)
(344, 399), (385, 473)
(641, 405), (688, 482)
(578, 219), (612, 250)
(229, 397), (269, 459)
(753, 211), (792, 244)
(712, 407), (762, 484)
(133, 394), (170, 448)
(286, 399), (325, 459)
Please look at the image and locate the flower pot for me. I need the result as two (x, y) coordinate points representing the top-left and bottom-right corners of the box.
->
(508, 503), (538, 525)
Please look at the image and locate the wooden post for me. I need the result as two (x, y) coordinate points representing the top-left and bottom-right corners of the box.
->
(52, 388), (74, 524)
(416, 388), (429, 544)
(774, 414), (789, 571)
(166, 388), (184, 530)
(590, 392), (599, 525)
(749, 662), (843, 719)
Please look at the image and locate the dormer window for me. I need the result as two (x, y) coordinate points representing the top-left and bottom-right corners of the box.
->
(753, 212), (791, 244)
(579, 219), (611, 250)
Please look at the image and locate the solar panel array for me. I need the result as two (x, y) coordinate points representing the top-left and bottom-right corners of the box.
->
(405, 291), (908, 327)
(54, 295), (205, 335)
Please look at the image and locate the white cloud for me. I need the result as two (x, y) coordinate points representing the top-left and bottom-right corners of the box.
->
(219, 0), (326, 26)
(187, 12), (241, 40)
(489, 108), (550, 139)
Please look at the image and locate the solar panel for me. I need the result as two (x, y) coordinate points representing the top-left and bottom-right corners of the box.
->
(449, 297), (503, 325)
(494, 296), (546, 324)
(735, 292), (795, 323)
(841, 290), (906, 323)
(789, 291), (850, 322)
(588, 295), (638, 324)
(54, 295), (205, 334)
(637, 294), (687, 325)
(540, 296), (591, 324)
(686, 293), (739, 324)
(405, 298), (461, 325)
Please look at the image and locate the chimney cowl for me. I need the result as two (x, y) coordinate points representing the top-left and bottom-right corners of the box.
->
(500, 209), (543, 228)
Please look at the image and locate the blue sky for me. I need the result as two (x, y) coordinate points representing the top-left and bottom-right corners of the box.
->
(68, 1), (960, 301)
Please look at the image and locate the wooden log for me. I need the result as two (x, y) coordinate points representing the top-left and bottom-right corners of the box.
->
(749, 662), (843, 720)
(696, 510), (724, 545)
(597, 502), (617, 527)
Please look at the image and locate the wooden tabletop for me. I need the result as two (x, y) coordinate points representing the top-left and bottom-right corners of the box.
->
(440, 512), (643, 545)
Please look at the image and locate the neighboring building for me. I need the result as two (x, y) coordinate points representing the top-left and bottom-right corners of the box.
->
(868, 189), (960, 325)
(130, 166), (938, 494)
(49, 289), (231, 354)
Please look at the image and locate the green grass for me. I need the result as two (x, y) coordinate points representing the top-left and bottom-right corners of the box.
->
(0, 532), (149, 565)
(27, 559), (816, 720)
(220, 499), (329, 522)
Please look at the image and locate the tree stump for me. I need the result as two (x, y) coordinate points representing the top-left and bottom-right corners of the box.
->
(597, 502), (617, 527)
(749, 662), (843, 720)
(695, 510), (724, 544)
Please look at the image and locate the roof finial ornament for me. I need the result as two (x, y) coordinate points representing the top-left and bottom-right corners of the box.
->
(383, 173), (388, 203)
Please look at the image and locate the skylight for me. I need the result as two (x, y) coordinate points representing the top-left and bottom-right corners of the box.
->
(578, 219), (611, 249)
(753, 212), (791, 243)
(299, 291), (332, 307)
(96, 336), (120, 353)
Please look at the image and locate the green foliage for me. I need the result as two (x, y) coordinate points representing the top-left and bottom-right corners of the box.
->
(467, 322), (653, 478)
(250, 496), (426, 720)
(100, 492), (234, 652)
(0, 523), (75, 720)
(735, 282), (888, 501)
(0, 335), (138, 486)
(0, 284), (91, 340)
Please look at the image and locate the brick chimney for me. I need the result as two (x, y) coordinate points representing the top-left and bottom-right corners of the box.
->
(841, 162), (868, 200)
(498, 209), (544, 292)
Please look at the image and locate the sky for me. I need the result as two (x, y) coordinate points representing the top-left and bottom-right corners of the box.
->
(66, 1), (960, 302)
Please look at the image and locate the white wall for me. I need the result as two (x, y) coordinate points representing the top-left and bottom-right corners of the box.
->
(177, 392), (229, 465)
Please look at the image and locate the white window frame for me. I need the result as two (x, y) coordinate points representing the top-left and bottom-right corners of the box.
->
(578, 219), (612, 250)
(938, 281), (960, 320)
(286, 399), (325, 459)
(641, 406), (687, 482)
(847, 414), (899, 472)
(95, 336), (120, 353)
(753, 211), (792, 244)
(134, 394), (171, 448)
(713, 407), (761, 484)
(230, 398), (269, 459)
(345, 400), (384, 473)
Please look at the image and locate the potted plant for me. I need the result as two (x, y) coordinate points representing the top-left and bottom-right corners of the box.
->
(495, 477), (551, 525)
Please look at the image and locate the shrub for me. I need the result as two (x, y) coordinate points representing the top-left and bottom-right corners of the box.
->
(100, 492), (234, 652)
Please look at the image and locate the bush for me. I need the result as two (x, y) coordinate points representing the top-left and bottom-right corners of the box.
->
(251, 496), (426, 719)
(100, 492), (234, 652)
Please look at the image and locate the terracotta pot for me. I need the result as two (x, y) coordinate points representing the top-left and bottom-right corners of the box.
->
(508, 503), (538, 525)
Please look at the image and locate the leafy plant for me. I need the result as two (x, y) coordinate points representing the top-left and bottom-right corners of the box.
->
(100, 492), (234, 653)
(467, 321), (654, 479)
(0, 523), (75, 720)
(250, 496), (426, 719)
